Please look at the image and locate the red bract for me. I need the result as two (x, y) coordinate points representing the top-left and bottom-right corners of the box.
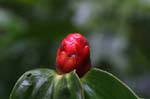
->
(56, 33), (91, 77)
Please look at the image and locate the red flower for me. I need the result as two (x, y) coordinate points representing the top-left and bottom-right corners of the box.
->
(56, 33), (91, 77)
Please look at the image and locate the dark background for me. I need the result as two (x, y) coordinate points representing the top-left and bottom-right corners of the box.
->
(0, 0), (150, 98)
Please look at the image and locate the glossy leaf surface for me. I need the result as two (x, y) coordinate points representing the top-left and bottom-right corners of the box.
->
(81, 68), (138, 99)
(10, 69), (83, 99)
(10, 68), (139, 99)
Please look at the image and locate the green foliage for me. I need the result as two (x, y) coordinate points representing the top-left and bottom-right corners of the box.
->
(1, 0), (150, 98)
(10, 69), (83, 99)
(82, 68), (138, 99)
(10, 68), (139, 99)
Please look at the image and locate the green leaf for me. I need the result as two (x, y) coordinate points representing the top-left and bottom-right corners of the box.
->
(81, 68), (139, 99)
(10, 68), (140, 99)
(10, 69), (84, 99)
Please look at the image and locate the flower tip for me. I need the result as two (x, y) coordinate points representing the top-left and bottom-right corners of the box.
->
(56, 33), (91, 77)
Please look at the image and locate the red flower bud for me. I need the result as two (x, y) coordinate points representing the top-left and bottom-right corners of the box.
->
(56, 33), (91, 77)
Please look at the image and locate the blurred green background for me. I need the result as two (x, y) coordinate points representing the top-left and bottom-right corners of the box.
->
(0, 0), (150, 98)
